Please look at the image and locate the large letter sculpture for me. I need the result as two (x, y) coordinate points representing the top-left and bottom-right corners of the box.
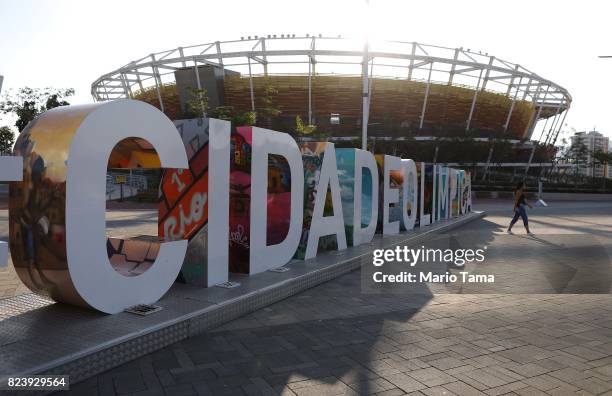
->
(354, 149), (379, 246)
(249, 127), (304, 273)
(9, 100), (189, 313)
(381, 155), (403, 235)
(437, 166), (450, 221)
(401, 159), (418, 231)
(304, 143), (347, 259)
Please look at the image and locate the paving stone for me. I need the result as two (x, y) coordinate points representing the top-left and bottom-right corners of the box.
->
(112, 372), (146, 394)
(384, 373), (428, 393)
(57, 203), (612, 396)
(407, 367), (456, 387)
(442, 381), (486, 396)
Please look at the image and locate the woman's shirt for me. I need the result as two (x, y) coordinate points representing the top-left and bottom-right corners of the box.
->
(515, 190), (526, 207)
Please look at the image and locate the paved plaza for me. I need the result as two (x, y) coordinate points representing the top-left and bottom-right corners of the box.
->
(2, 200), (612, 395)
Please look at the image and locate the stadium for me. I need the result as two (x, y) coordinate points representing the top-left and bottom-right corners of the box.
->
(91, 35), (571, 182)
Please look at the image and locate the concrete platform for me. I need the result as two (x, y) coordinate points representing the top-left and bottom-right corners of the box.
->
(0, 212), (484, 388)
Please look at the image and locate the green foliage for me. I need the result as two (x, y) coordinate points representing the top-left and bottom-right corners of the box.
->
(564, 139), (589, 165)
(209, 106), (256, 126)
(295, 116), (317, 135)
(185, 87), (209, 118)
(234, 110), (257, 126)
(210, 105), (233, 121)
(593, 150), (612, 165)
(0, 126), (15, 154)
(259, 83), (281, 119)
(0, 87), (74, 132)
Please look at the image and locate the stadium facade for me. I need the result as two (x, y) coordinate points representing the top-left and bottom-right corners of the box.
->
(91, 35), (571, 168)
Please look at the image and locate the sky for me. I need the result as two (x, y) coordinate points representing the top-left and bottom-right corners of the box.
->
(1, 0), (611, 144)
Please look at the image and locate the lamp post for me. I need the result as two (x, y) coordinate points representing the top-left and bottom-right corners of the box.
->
(599, 56), (611, 181)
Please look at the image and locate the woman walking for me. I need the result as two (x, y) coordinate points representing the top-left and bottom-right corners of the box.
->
(507, 181), (533, 235)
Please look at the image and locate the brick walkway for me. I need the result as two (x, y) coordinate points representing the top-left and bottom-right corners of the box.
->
(66, 286), (612, 396)
(61, 201), (612, 395)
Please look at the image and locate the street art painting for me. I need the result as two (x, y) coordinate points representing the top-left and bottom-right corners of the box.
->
(374, 155), (403, 232)
(158, 118), (210, 286)
(336, 148), (375, 246)
(228, 127), (252, 273)
(450, 169), (458, 217)
(295, 142), (338, 259)
(228, 126), (292, 273)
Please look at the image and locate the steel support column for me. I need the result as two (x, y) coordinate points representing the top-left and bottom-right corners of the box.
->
(448, 48), (459, 85)
(120, 73), (132, 99)
(261, 38), (268, 76)
(248, 57), (255, 111)
(481, 146), (494, 181)
(407, 42), (416, 81)
(504, 76), (523, 131)
(178, 47), (187, 68)
(466, 68), (484, 131)
(521, 78), (532, 100)
(543, 107), (561, 147)
(308, 61), (313, 124)
(480, 56), (494, 91)
(151, 54), (165, 114)
(550, 108), (569, 146)
(193, 59), (202, 90)
(526, 85), (548, 139)
(215, 41), (225, 79)
(419, 62), (433, 130)
(524, 144), (536, 176)
(361, 42), (370, 150)
(505, 64), (520, 96)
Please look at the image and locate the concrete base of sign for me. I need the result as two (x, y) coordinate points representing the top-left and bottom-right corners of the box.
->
(0, 211), (484, 389)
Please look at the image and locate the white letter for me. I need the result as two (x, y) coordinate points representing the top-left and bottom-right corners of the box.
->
(401, 159), (418, 231)
(432, 165), (438, 223)
(383, 155), (402, 235)
(418, 162), (430, 227)
(458, 170), (467, 214)
(305, 143), (347, 259)
(67, 100), (189, 314)
(207, 119), (231, 286)
(353, 149), (379, 246)
(437, 166), (450, 221)
(465, 171), (472, 212)
(250, 127), (304, 273)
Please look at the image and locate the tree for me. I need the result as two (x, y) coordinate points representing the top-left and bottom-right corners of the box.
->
(257, 82), (281, 128)
(593, 150), (612, 188)
(593, 150), (612, 165)
(0, 126), (15, 154)
(0, 87), (74, 132)
(295, 116), (317, 135)
(208, 106), (256, 126)
(185, 87), (209, 118)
